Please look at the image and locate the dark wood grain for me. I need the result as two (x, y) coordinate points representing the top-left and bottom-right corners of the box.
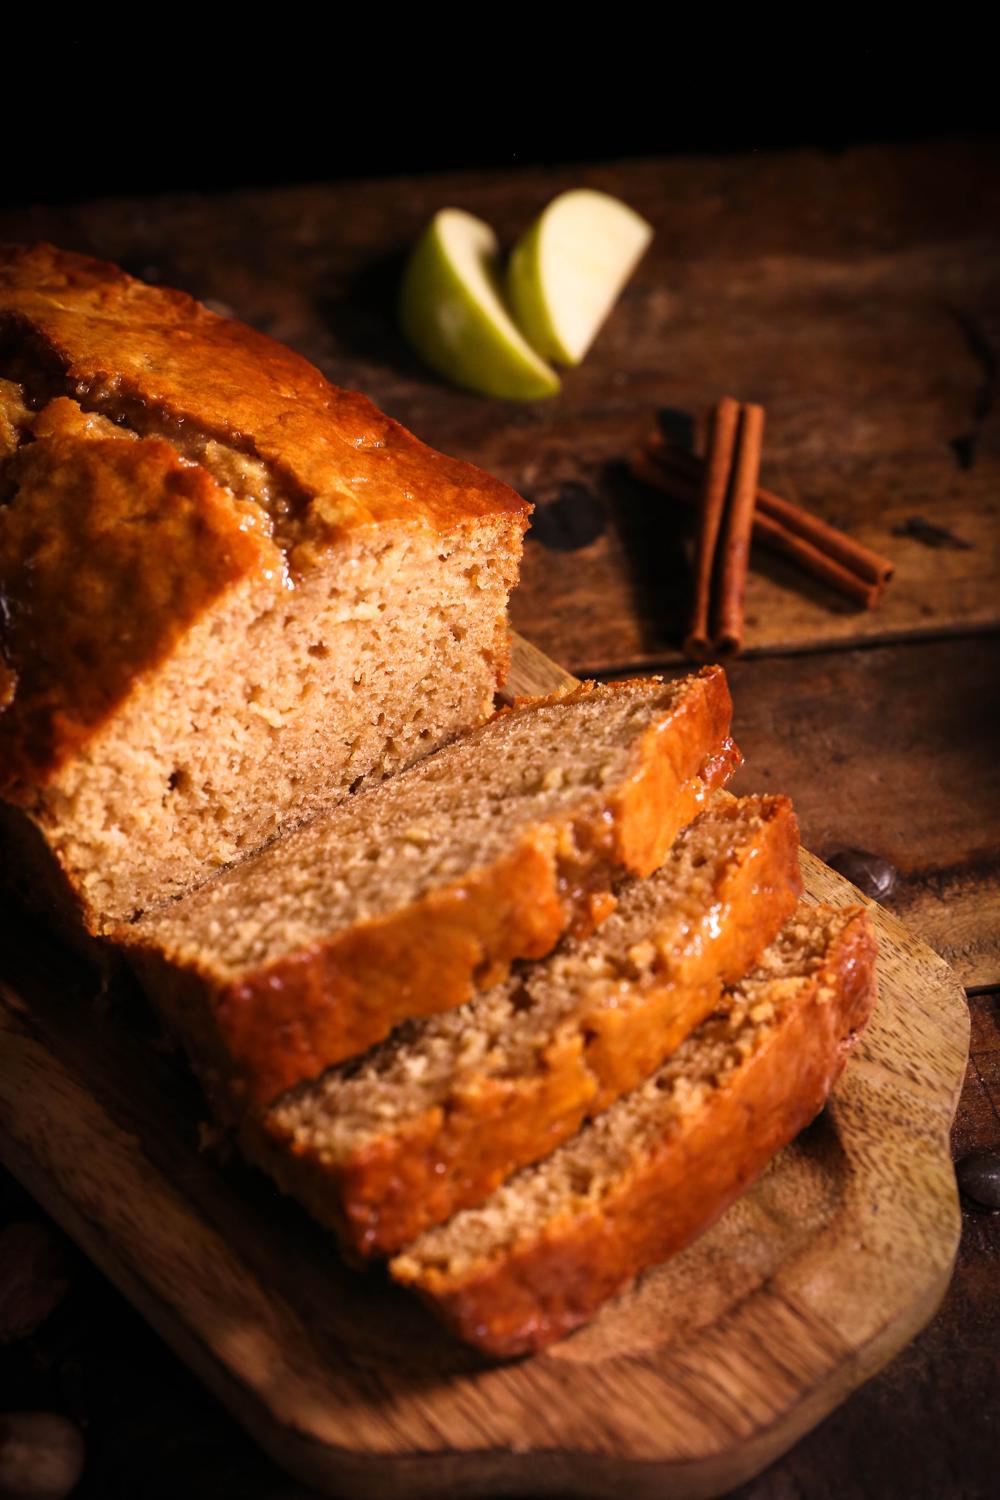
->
(957, 993), (1000, 1157)
(517, 633), (1000, 990)
(1, 142), (997, 1498)
(0, 832), (968, 1500)
(1, 144), (998, 673)
(594, 635), (1000, 990)
(721, 636), (1000, 989)
(730, 986), (1000, 1500)
(13, 143), (980, 983)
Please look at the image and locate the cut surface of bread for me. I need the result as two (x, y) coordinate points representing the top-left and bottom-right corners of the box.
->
(0, 245), (529, 931)
(261, 792), (801, 1257)
(121, 670), (739, 1110)
(390, 902), (877, 1357)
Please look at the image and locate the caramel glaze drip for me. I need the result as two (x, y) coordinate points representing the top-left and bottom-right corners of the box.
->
(0, 317), (309, 559)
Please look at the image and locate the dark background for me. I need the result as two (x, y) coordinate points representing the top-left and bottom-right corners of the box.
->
(2, 57), (998, 1500)
(4, 38), (995, 211)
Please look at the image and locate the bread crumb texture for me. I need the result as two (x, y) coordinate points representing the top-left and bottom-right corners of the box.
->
(0, 245), (529, 927)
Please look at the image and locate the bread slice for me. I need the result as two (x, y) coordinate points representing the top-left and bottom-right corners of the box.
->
(0, 244), (528, 932)
(260, 793), (801, 1257)
(120, 670), (739, 1111)
(391, 902), (877, 1357)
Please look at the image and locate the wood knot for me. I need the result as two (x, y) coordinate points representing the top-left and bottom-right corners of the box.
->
(528, 483), (606, 553)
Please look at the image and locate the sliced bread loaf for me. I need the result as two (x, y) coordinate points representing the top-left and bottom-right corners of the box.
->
(391, 902), (877, 1357)
(0, 244), (528, 931)
(259, 792), (801, 1257)
(120, 670), (738, 1111)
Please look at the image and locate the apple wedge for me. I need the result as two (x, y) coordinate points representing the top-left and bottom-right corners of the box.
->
(399, 209), (560, 400)
(507, 189), (653, 366)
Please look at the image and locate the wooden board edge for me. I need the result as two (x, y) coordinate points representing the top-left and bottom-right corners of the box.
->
(503, 632), (580, 700)
(0, 633), (973, 1499)
(0, 941), (967, 1500)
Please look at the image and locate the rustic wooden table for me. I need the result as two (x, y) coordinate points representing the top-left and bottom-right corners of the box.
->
(1, 143), (998, 1498)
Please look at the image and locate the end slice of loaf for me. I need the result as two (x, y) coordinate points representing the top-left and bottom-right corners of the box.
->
(259, 792), (801, 1257)
(120, 670), (738, 1111)
(0, 245), (528, 932)
(390, 902), (878, 1357)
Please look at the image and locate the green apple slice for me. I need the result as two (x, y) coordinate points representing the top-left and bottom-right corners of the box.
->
(399, 209), (560, 400)
(506, 189), (653, 366)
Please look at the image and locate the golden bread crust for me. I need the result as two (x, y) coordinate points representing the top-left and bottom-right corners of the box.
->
(122, 669), (739, 1111)
(0, 243), (530, 540)
(0, 244), (529, 874)
(258, 795), (803, 1258)
(391, 908), (878, 1357)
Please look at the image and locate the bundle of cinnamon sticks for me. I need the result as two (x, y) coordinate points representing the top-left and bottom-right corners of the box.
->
(630, 398), (894, 659)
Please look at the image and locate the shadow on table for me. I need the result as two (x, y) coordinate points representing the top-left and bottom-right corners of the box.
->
(315, 251), (431, 385)
(603, 458), (692, 658)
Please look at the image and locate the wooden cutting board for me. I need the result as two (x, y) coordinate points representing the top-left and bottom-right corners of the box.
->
(0, 637), (969, 1500)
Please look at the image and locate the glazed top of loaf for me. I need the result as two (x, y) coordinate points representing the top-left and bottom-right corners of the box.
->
(0, 244), (528, 794)
(0, 242), (529, 542)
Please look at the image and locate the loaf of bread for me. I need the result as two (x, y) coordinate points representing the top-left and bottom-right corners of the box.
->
(2, 245), (880, 1374)
(390, 902), (877, 1357)
(258, 792), (801, 1257)
(119, 671), (739, 1110)
(0, 244), (529, 931)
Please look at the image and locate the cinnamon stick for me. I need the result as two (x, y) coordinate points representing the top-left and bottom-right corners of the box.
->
(684, 398), (741, 658)
(642, 437), (894, 602)
(631, 452), (882, 607)
(713, 403), (764, 656)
